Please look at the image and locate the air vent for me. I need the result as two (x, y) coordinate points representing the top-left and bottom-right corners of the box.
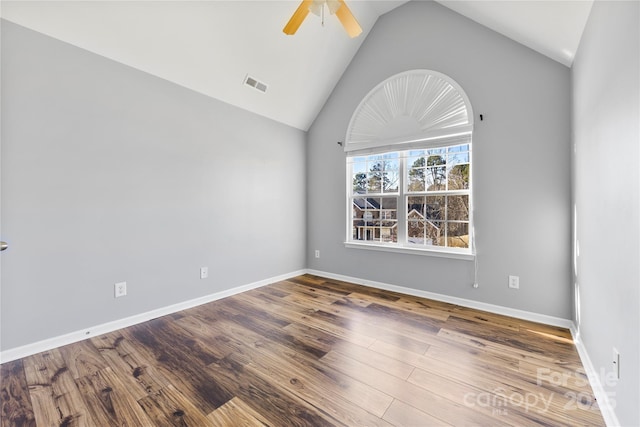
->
(244, 75), (268, 93)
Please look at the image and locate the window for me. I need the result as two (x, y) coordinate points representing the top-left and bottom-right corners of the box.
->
(342, 70), (474, 258)
(347, 142), (472, 254)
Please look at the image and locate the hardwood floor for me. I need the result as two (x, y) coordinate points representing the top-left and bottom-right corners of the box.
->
(1, 274), (605, 426)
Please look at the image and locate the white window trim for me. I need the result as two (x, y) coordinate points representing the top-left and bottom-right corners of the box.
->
(344, 240), (475, 260)
(345, 143), (474, 259)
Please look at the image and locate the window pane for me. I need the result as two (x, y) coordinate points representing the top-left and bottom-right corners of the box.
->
(407, 154), (425, 192)
(425, 166), (446, 191)
(379, 197), (398, 241)
(352, 223), (397, 243)
(447, 164), (469, 190)
(408, 220), (444, 246)
(384, 226), (398, 243)
(446, 148), (469, 191)
(352, 172), (368, 194)
(447, 195), (469, 221)
(447, 151), (469, 164)
(408, 170), (425, 191)
(380, 197), (397, 210)
(369, 157), (384, 171)
(427, 148), (446, 156)
(427, 154), (446, 191)
(351, 197), (397, 243)
(447, 144), (469, 153)
(352, 198), (366, 226)
(353, 225), (376, 241)
(425, 196), (445, 221)
(407, 196), (425, 216)
(351, 157), (368, 173)
(447, 222), (469, 248)
(428, 222), (445, 246)
(383, 152), (399, 164)
(365, 197), (381, 219)
(384, 171), (399, 193)
(407, 218), (426, 245)
(367, 172), (382, 192)
(426, 154), (446, 165)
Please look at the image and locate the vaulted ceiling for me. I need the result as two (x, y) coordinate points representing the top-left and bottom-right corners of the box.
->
(1, 0), (593, 131)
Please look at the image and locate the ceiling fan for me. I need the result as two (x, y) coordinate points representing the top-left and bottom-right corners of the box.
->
(283, 0), (363, 38)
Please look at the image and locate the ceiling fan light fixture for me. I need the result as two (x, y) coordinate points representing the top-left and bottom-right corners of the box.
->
(283, 0), (362, 38)
(309, 1), (322, 17)
(310, 0), (341, 17)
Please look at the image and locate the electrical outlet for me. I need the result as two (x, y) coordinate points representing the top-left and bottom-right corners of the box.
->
(613, 348), (620, 380)
(315, 250), (320, 258)
(200, 267), (208, 279)
(508, 275), (519, 289)
(114, 281), (127, 298)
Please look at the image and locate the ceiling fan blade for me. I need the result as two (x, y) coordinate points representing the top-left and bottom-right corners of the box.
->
(335, 0), (362, 38)
(283, 0), (313, 35)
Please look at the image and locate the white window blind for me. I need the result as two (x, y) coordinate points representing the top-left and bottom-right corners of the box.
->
(344, 70), (474, 155)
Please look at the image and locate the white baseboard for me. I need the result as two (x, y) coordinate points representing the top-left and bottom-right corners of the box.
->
(0, 269), (306, 364)
(306, 269), (573, 329)
(570, 326), (620, 427)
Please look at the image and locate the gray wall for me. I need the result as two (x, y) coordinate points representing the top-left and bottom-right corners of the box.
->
(307, 1), (572, 318)
(0, 20), (306, 351)
(572, 1), (640, 425)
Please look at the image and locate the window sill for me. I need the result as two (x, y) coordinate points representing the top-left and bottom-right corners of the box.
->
(344, 241), (475, 261)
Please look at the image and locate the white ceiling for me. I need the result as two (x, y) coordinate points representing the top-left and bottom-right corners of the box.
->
(0, 0), (593, 131)
(436, 0), (593, 67)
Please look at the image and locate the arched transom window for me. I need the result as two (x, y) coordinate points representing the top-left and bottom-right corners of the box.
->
(345, 70), (474, 258)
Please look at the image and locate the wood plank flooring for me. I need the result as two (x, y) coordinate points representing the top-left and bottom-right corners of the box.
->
(1, 274), (605, 426)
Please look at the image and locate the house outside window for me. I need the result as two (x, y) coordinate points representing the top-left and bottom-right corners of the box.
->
(343, 70), (474, 258)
